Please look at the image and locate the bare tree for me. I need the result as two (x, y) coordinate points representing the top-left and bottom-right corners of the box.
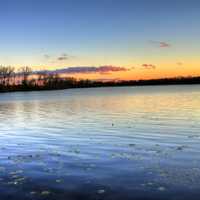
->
(0, 66), (15, 86)
(19, 66), (32, 85)
(6, 66), (15, 86)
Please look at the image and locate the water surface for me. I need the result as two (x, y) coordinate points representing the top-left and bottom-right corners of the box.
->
(0, 85), (200, 200)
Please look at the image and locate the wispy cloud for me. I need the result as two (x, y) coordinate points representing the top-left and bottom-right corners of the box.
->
(159, 42), (170, 48)
(44, 53), (71, 62)
(150, 40), (171, 48)
(141, 64), (156, 69)
(57, 54), (69, 61)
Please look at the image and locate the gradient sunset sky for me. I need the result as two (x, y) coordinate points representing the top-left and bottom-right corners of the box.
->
(0, 0), (199, 80)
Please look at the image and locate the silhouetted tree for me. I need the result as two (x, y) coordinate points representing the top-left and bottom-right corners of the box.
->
(0, 66), (15, 87)
(19, 66), (32, 86)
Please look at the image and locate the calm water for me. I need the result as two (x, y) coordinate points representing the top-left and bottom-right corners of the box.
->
(0, 85), (200, 200)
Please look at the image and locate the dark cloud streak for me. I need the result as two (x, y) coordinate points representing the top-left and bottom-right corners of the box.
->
(35, 65), (128, 75)
(54, 65), (128, 74)
(149, 40), (171, 48)
(141, 64), (156, 69)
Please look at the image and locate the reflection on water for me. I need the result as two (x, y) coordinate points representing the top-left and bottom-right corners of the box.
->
(0, 85), (200, 200)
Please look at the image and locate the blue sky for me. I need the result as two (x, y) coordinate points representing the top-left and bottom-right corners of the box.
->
(0, 0), (199, 79)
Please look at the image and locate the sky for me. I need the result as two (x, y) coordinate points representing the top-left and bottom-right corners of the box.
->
(0, 0), (199, 80)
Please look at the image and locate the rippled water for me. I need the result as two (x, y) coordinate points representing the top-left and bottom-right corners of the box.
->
(0, 85), (200, 200)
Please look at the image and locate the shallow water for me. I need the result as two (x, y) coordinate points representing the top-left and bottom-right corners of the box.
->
(0, 85), (200, 200)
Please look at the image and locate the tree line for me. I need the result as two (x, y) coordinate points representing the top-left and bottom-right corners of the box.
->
(0, 65), (200, 92)
(0, 66), (95, 92)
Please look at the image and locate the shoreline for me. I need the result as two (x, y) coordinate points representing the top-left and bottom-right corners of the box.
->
(0, 81), (200, 94)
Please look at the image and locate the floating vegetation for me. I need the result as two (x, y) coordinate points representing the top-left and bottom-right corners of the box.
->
(9, 170), (23, 175)
(111, 152), (143, 160)
(147, 182), (154, 186)
(158, 186), (166, 191)
(68, 148), (81, 154)
(30, 191), (37, 195)
(176, 145), (188, 151)
(8, 154), (43, 163)
(74, 149), (80, 154)
(7, 181), (18, 185)
(128, 144), (136, 147)
(97, 189), (105, 194)
(41, 191), (51, 196)
(0, 167), (5, 172)
(56, 179), (62, 183)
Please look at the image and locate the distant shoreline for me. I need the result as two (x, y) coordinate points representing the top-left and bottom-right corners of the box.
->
(0, 76), (200, 93)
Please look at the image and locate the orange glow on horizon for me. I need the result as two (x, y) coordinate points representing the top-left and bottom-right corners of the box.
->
(14, 58), (200, 81)
(57, 64), (200, 81)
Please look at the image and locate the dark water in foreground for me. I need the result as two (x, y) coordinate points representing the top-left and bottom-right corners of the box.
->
(0, 85), (200, 200)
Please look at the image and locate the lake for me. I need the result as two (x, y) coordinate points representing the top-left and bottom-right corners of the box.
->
(0, 85), (200, 200)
